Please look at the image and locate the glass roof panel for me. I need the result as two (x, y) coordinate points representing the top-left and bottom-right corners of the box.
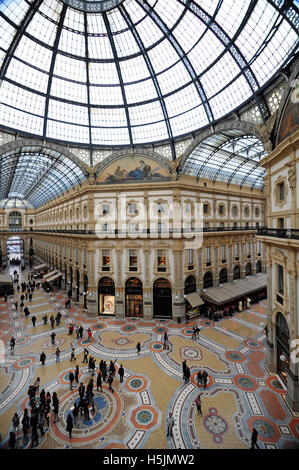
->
(0, 0), (297, 148)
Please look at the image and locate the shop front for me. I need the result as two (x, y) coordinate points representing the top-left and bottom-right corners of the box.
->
(125, 277), (143, 317)
(98, 277), (115, 315)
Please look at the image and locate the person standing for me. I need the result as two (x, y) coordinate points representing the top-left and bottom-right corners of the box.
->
(72, 403), (79, 427)
(53, 402), (59, 424)
(51, 332), (56, 345)
(69, 371), (75, 390)
(107, 373), (114, 393)
(50, 315), (55, 329)
(40, 351), (46, 366)
(43, 314), (48, 325)
(118, 364), (124, 383)
(14, 300), (18, 310)
(82, 348), (89, 364)
(12, 413), (20, 433)
(166, 412), (175, 437)
(29, 292), (33, 302)
(31, 315), (36, 327)
(195, 394), (202, 415)
(66, 414), (73, 439)
(185, 366), (190, 383)
(202, 370), (208, 389)
(10, 337), (15, 351)
(55, 348), (61, 363)
(196, 370), (202, 387)
(136, 342), (141, 354)
(79, 325), (83, 339)
(78, 383), (85, 400)
(251, 428), (259, 449)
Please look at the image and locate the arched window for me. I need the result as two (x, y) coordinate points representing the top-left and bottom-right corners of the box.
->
(233, 265), (240, 280)
(9, 211), (22, 228)
(203, 271), (213, 289)
(245, 263), (252, 276)
(256, 260), (262, 273)
(219, 268), (227, 284)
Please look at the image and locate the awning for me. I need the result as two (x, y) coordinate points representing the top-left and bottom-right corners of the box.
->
(0, 274), (13, 285)
(185, 292), (205, 308)
(46, 272), (62, 283)
(33, 263), (47, 271)
(43, 270), (58, 280)
(201, 273), (267, 306)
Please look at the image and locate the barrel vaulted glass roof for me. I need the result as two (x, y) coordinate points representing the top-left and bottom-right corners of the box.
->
(181, 131), (268, 189)
(0, 0), (298, 148)
(0, 146), (88, 207)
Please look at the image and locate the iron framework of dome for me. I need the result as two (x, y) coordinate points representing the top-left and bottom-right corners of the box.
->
(0, 0), (298, 150)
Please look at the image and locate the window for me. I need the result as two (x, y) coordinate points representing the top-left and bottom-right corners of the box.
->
(76, 247), (79, 263)
(187, 249), (194, 269)
(157, 202), (166, 213)
(247, 242), (251, 257)
(204, 222), (209, 228)
(102, 204), (109, 215)
(128, 203), (137, 214)
(221, 245), (226, 262)
(102, 250), (110, 271)
(220, 222), (224, 228)
(129, 249), (137, 271)
(277, 264), (284, 296)
(129, 223), (138, 233)
(255, 207), (259, 217)
(203, 203), (209, 214)
(235, 243), (239, 258)
(244, 206), (249, 217)
(206, 246), (211, 265)
(232, 205), (238, 216)
(233, 222), (238, 229)
(69, 246), (72, 261)
(219, 204), (224, 215)
(278, 218), (284, 229)
(278, 182), (285, 201)
(257, 241), (261, 255)
(157, 249), (166, 271)
(83, 249), (87, 267)
(103, 223), (108, 232)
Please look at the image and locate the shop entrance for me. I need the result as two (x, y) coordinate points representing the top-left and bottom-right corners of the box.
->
(98, 277), (115, 315)
(125, 278), (143, 317)
(153, 278), (172, 318)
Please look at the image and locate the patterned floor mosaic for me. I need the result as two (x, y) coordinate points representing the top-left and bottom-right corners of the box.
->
(1, 266), (299, 450)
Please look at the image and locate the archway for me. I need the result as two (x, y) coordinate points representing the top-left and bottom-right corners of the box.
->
(203, 271), (213, 289)
(6, 236), (24, 266)
(256, 260), (262, 273)
(153, 278), (172, 318)
(125, 278), (143, 317)
(245, 262), (252, 276)
(98, 277), (115, 316)
(233, 265), (241, 280)
(184, 275), (196, 294)
(276, 312), (290, 385)
(219, 268), (228, 284)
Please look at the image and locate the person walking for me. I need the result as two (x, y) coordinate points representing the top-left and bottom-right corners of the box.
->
(69, 371), (75, 390)
(251, 428), (259, 449)
(107, 373), (114, 393)
(34, 377), (40, 394)
(51, 332), (56, 345)
(40, 351), (46, 366)
(87, 328), (92, 340)
(182, 360), (187, 380)
(72, 403), (79, 427)
(118, 364), (124, 383)
(202, 370), (208, 389)
(75, 365), (79, 384)
(22, 409), (30, 438)
(166, 412), (175, 437)
(136, 342), (141, 354)
(53, 402), (59, 424)
(14, 300), (18, 310)
(66, 414), (73, 439)
(55, 348), (61, 363)
(55, 314), (60, 327)
(109, 359), (117, 377)
(195, 394), (203, 415)
(96, 370), (103, 391)
(50, 315), (55, 329)
(90, 357), (96, 376)
(79, 325), (83, 339)
(31, 315), (36, 327)
(70, 347), (76, 362)
(42, 314), (48, 325)
(10, 337), (15, 351)
(78, 383), (85, 400)
(29, 292), (33, 302)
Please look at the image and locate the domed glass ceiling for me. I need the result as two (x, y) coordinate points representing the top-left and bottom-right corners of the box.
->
(0, 0), (298, 148)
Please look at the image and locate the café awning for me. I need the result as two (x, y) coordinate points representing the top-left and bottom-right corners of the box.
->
(43, 270), (58, 280)
(201, 273), (267, 306)
(46, 272), (62, 283)
(185, 292), (205, 308)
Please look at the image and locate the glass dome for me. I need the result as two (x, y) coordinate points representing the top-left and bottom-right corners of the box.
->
(0, 0), (298, 147)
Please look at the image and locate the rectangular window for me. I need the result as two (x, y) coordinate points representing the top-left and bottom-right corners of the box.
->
(278, 218), (284, 229)
(69, 246), (72, 261)
(206, 246), (211, 263)
(221, 245), (226, 262)
(247, 242), (251, 256)
(76, 247), (79, 263)
(129, 223), (138, 233)
(203, 203), (209, 214)
(235, 243), (239, 257)
(102, 204), (109, 215)
(187, 248), (193, 266)
(277, 264), (284, 296)
(219, 205), (224, 214)
(278, 182), (285, 201)
(83, 249), (87, 266)
(204, 222), (209, 228)
(129, 249), (137, 269)
(157, 202), (165, 213)
(157, 249), (166, 268)
(128, 203), (137, 214)
(257, 241), (261, 255)
(102, 250), (110, 269)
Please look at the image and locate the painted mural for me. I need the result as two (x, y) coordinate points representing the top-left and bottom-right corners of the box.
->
(97, 156), (171, 184)
(277, 86), (299, 145)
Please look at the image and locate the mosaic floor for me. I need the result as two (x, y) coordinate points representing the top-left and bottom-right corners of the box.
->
(0, 267), (299, 450)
